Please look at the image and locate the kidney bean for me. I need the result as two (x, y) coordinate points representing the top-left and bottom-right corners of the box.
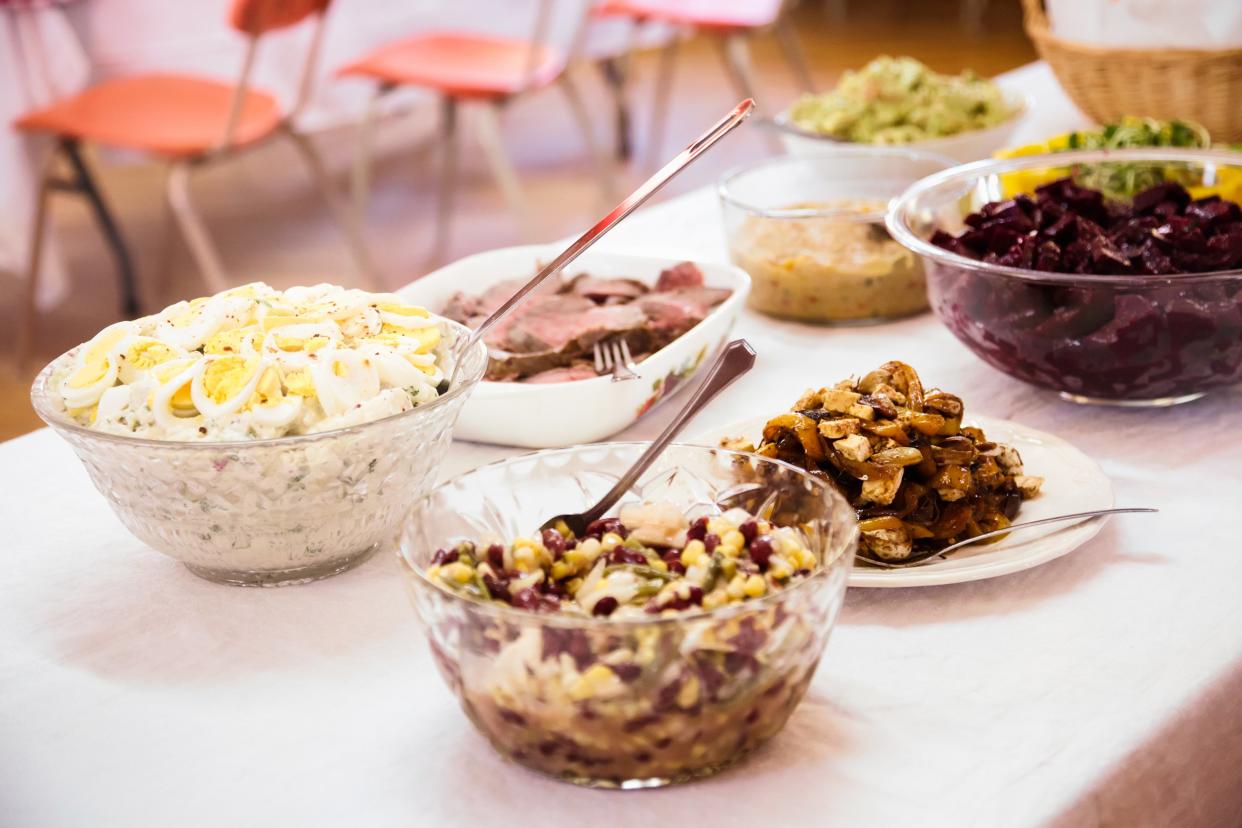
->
(431, 548), (458, 566)
(703, 533), (721, 552)
(592, 596), (619, 617)
(486, 543), (505, 570)
(541, 528), (567, 558)
(686, 516), (709, 541)
(740, 519), (759, 543)
(749, 535), (775, 571)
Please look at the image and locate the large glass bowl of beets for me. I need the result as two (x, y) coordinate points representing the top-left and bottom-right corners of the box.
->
(886, 148), (1242, 406)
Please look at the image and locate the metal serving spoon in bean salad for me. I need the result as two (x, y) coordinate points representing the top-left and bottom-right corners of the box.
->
(446, 98), (755, 387)
(541, 339), (757, 538)
(855, 507), (1158, 569)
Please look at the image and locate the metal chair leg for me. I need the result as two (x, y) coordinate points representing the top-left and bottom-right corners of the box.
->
(351, 84), (387, 229)
(598, 58), (632, 163)
(775, 13), (816, 92)
(558, 70), (617, 204)
(431, 96), (460, 264)
(647, 36), (680, 168)
(282, 125), (383, 290)
(166, 162), (230, 296)
(598, 20), (638, 163)
(61, 141), (140, 317)
(17, 146), (58, 372)
(473, 102), (534, 242)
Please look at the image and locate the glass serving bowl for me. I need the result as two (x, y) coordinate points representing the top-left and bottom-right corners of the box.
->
(30, 323), (488, 586)
(399, 442), (857, 789)
(886, 148), (1242, 406)
(719, 151), (955, 324)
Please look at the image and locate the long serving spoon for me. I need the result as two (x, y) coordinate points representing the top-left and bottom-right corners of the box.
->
(541, 339), (756, 537)
(855, 507), (1159, 569)
(446, 98), (755, 386)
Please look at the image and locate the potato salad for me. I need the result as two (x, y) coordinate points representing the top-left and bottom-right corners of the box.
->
(57, 283), (451, 440)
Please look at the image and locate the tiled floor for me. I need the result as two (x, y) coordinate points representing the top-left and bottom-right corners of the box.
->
(0, 0), (1036, 440)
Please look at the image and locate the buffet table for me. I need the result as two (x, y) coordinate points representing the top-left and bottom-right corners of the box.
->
(4, 64), (1242, 828)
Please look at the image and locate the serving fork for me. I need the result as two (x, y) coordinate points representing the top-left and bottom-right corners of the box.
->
(593, 337), (641, 382)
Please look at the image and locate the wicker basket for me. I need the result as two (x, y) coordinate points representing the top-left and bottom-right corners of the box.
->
(1022, 0), (1242, 141)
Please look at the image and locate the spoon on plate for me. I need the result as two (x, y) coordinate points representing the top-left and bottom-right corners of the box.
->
(540, 339), (756, 537)
(446, 98), (756, 386)
(855, 506), (1159, 569)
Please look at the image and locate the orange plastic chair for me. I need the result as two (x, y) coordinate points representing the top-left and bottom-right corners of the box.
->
(594, 0), (814, 162)
(338, 1), (614, 261)
(12, 0), (377, 366)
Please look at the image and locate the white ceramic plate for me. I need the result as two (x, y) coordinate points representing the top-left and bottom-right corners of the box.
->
(773, 90), (1031, 164)
(398, 246), (750, 448)
(692, 413), (1113, 588)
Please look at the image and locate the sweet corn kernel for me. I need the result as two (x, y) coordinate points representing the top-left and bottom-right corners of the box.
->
(651, 559), (669, 572)
(680, 540), (707, 567)
(726, 574), (747, 599)
(513, 546), (536, 573)
(702, 590), (728, 610)
(676, 675), (701, 708)
(564, 547), (588, 569)
(721, 530), (745, 554)
(770, 562), (793, 580)
(566, 577), (583, 593)
(569, 663), (617, 701)
(425, 564), (441, 580)
(512, 536), (537, 550)
(601, 532), (623, 551)
(743, 574), (767, 598)
(795, 548), (816, 569)
(442, 562), (474, 584)
(550, 561), (572, 580)
(578, 538), (602, 561)
(721, 558), (738, 580)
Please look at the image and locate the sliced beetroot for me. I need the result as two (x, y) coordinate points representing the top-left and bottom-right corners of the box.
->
(927, 178), (1242, 399)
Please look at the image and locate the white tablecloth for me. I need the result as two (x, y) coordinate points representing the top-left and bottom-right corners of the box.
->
(4, 64), (1242, 828)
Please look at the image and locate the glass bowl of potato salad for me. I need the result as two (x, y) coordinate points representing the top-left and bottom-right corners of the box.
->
(400, 443), (857, 787)
(31, 283), (488, 586)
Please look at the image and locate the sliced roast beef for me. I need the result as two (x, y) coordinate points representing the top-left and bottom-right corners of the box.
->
(636, 287), (732, 335)
(655, 262), (705, 292)
(439, 261), (729, 382)
(565, 274), (648, 304)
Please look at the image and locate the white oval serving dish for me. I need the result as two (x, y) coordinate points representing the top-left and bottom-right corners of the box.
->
(397, 245), (750, 448)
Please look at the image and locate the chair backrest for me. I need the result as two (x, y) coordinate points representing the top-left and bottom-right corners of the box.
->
(229, 0), (329, 36)
(217, 0), (331, 151)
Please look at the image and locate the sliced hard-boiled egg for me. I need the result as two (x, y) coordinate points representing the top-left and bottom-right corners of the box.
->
(281, 367), (315, 398)
(203, 325), (262, 357)
(379, 323), (441, 353)
(310, 349), (380, 417)
(261, 322), (341, 368)
(60, 321), (136, 409)
(151, 359), (202, 431)
(190, 356), (264, 420)
(360, 344), (428, 388)
(337, 306), (381, 339)
(155, 297), (239, 351)
(117, 336), (188, 384)
(376, 302), (434, 330)
(247, 365), (304, 430)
